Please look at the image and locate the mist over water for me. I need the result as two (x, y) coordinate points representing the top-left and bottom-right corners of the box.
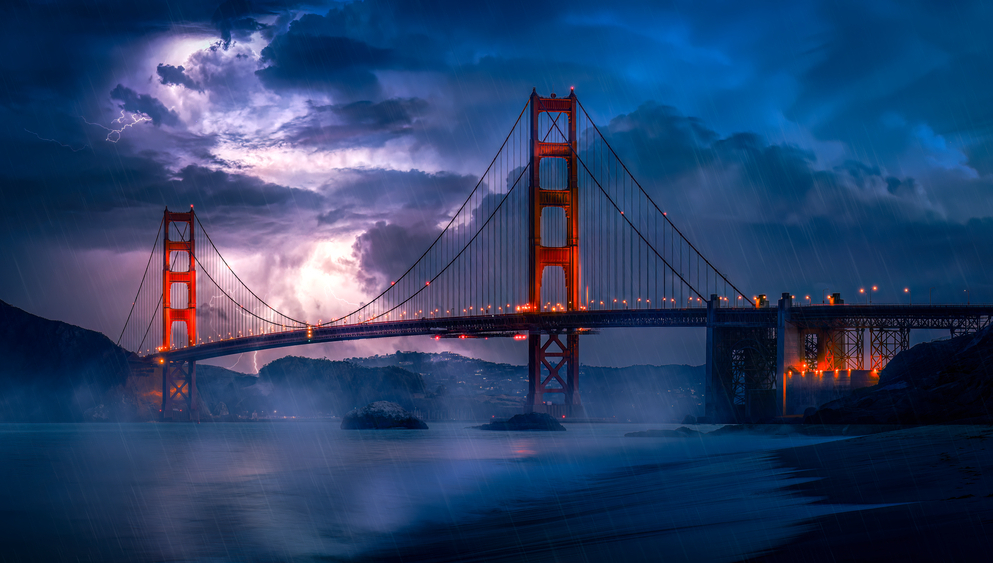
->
(0, 422), (866, 562)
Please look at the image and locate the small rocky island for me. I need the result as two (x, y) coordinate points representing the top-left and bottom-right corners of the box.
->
(475, 412), (566, 431)
(340, 401), (429, 429)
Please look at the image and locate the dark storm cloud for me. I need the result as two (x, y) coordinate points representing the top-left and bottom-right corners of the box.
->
(280, 98), (430, 148)
(602, 103), (873, 223)
(157, 64), (203, 92)
(212, 0), (269, 47)
(605, 102), (719, 177)
(109, 85), (181, 127)
(347, 177), (523, 296)
(257, 34), (403, 98)
(782, 1), (993, 156)
(334, 99), (431, 132)
(352, 221), (441, 292)
(157, 165), (323, 212)
(322, 168), (476, 229)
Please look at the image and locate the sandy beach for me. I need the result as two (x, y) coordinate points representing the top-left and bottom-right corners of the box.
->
(750, 425), (993, 562)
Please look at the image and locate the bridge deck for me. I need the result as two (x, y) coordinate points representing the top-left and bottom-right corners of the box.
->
(155, 304), (993, 362)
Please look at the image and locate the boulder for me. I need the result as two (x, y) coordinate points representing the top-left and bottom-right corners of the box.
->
(475, 412), (566, 431)
(340, 401), (428, 429)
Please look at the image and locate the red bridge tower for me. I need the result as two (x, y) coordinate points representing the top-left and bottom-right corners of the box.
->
(526, 89), (583, 418)
(159, 206), (198, 421)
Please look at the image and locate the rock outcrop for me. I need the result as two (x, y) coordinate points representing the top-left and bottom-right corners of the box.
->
(475, 412), (566, 431)
(340, 401), (429, 429)
(805, 325), (993, 425)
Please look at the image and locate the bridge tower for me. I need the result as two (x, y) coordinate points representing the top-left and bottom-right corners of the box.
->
(159, 206), (198, 421)
(526, 88), (583, 417)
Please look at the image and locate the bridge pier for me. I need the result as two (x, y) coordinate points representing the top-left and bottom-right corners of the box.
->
(158, 360), (198, 422)
(526, 330), (584, 418)
(706, 295), (780, 423)
(776, 293), (801, 418)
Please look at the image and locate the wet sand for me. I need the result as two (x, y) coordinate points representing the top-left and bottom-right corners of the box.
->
(750, 425), (993, 562)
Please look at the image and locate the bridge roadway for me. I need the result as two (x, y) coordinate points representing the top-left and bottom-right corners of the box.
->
(158, 303), (993, 363)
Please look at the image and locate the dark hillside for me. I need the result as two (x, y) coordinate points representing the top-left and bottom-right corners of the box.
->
(0, 299), (134, 421)
(350, 351), (704, 421)
(258, 356), (426, 417)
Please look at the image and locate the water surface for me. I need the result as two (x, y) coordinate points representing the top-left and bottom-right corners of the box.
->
(0, 422), (852, 562)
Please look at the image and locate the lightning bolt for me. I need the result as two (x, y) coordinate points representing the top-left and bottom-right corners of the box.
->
(81, 110), (151, 143)
(24, 129), (90, 152)
(206, 294), (224, 337)
(324, 284), (361, 307)
(224, 351), (260, 374)
(226, 354), (244, 371)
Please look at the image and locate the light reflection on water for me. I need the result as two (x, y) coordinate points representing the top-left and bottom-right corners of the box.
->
(0, 422), (848, 562)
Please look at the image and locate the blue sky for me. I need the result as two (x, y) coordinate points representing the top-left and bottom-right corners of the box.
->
(2, 0), (991, 368)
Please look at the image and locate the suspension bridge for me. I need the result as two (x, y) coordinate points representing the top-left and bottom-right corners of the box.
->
(118, 88), (993, 423)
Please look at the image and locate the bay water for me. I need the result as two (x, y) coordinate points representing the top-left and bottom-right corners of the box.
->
(0, 422), (856, 562)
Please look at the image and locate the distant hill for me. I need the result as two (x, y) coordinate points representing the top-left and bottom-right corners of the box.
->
(192, 363), (270, 418)
(807, 324), (993, 425)
(255, 356), (426, 417)
(349, 351), (704, 421)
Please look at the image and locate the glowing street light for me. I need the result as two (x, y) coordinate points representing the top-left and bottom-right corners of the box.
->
(904, 287), (911, 305)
